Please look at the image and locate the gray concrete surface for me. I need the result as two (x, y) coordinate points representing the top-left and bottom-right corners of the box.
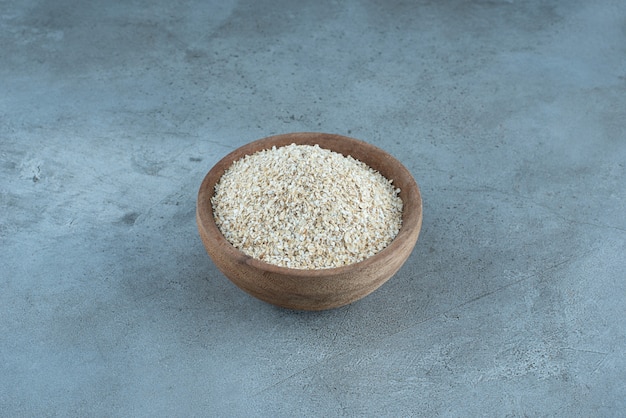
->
(1, 0), (625, 416)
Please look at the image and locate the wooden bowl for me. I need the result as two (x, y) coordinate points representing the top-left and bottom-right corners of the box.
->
(196, 132), (422, 310)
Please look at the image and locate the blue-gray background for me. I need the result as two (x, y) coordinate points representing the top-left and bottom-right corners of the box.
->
(1, 0), (625, 416)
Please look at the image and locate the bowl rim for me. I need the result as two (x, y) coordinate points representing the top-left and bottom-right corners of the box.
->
(196, 132), (422, 278)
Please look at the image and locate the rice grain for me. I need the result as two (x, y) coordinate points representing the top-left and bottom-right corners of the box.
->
(212, 144), (402, 269)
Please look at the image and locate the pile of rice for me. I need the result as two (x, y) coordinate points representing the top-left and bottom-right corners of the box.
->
(212, 144), (402, 269)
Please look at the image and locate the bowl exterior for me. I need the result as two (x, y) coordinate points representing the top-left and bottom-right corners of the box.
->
(196, 132), (422, 310)
(197, 211), (419, 310)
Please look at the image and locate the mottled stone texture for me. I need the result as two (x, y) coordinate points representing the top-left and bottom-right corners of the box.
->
(1, 0), (625, 416)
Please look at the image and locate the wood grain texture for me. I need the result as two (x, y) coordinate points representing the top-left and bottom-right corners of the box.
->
(196, 132), (422, 310)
